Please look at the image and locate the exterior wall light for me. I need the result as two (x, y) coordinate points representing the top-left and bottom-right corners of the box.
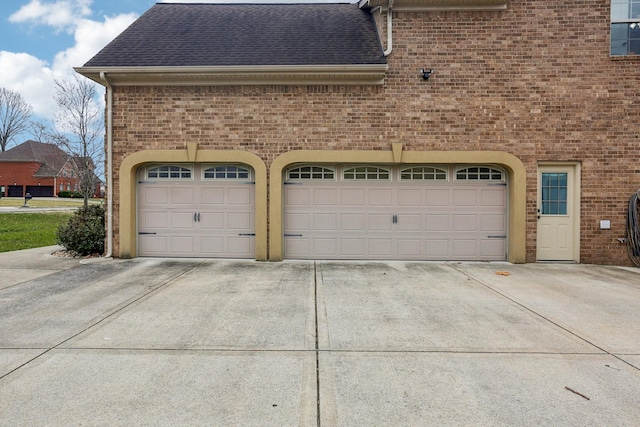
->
(420, 68), (434, 80)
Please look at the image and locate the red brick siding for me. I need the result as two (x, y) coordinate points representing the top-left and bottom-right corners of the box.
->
(108, 0), (640, 265)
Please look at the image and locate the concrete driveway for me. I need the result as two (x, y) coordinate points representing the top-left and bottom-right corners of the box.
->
(1, 246), (639, 426)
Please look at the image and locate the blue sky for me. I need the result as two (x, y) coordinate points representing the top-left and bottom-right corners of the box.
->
(0, 0), (351, 148)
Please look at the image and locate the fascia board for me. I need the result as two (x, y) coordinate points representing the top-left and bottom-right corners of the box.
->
(74, 64), (388, 87)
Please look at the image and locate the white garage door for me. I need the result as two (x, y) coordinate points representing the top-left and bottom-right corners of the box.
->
(284, 165), (507, 261)
(138, 164), (255, 258)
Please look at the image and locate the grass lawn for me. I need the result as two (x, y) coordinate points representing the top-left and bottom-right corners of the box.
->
(0, 197), (100, 208)
(0, 212), (72, 253)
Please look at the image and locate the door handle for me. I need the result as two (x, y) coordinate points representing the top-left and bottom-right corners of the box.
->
(194, 212), (197, 222)
(197, 212), (201, 222)
(392, 214), (398, 224)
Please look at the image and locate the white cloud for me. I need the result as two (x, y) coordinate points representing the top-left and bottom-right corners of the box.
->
(0, 51), (56, 116)
(54, 13), (138, 72)
(9, 0), (93, 32)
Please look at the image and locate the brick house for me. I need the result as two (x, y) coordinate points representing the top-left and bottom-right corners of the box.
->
(76, 0), (640, 265)
(0, 140), (81, 197)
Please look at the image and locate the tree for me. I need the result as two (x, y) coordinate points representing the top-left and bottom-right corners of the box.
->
(50, 74), (104, 208)
(0, 87), (33, 152)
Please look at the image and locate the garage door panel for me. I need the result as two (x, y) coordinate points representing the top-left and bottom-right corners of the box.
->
(171, 212), (196, 228)
(142, 211), (168, 229)
(453, 239), (477, 257)
(285, 187), (310, 205)
(426, 240), (449, 257)
(313, 213), (337, 230)
(341, 239), (365, 256)
(201, 237), (224, 254)
(285, 237), (311, 257)
(453, 189), (478, 206)
(315, 238), (339, 255)
(285, 213), (309, 231)
(369, 239), (393, 256)
(481, 188), (506, 207)
(369, 188), (393, 206)
(227, 237), (253, 255)
(171, 187), (195, 205)
(481, 238), (506, 258)
(228, 211), (253, 230)
(341, 189), (365, 205)
(201, 188), (225, 204)
(426, 189), (449, 206)
(398, 239), (422, 256)
(369, 214), (392, 230)
(140, 235), (168, 254)
(398, 189), (422, 206)
(481, 214), (506, 232)
(341, 213), (366, 230)
(143, 187), (168, 204)
(227, 187), (252, 204)
(398, 214), (422, 231)
(426, 214), (449, 231)
(313, 188), (338, 205)
(453, 214), (477, 231)
(200, 212), (224, 229)
(170, 236), (195, 253)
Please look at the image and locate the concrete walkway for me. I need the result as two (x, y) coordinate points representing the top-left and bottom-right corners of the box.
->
(0, 247), (639, 426)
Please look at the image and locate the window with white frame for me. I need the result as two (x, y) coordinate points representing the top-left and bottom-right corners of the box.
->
(611, 0), (640, 55)
(455, 166), (504, 181)
(287, 165), (335, 180)
(203, 165), (251, 180)
(146, 165), (193, 179)
(343, 166), (390, 181)
(400, 166), (448, 181)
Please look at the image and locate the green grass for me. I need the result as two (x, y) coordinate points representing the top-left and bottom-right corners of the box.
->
(0, 212), (72, 253)
(0, 198), (101, 208)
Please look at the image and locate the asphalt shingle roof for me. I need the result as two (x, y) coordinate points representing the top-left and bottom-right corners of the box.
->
(0, 141), (71, 178)
(83, 3), (386, 68)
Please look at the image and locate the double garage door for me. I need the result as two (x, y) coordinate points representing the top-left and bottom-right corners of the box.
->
(138, 164), (255, 258)
(284, 164), (507, 261)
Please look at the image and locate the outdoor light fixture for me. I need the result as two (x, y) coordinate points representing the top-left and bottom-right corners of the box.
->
(420, 68), (434, 80)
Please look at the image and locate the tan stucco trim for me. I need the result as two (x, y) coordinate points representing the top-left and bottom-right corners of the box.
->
(119, 148), (268, 260)
(269, 149), (527, 263)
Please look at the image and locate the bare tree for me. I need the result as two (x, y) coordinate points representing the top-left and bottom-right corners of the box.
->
(0, 87), (33, 152)
(28, 120), (50, 143)
(51, 74), (104, 208)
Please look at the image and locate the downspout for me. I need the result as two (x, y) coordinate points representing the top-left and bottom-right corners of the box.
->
(383, 0), (394, 57)
(99, 71), (114, 258)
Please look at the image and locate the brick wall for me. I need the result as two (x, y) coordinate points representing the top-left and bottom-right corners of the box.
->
(109, 0), (640, 265)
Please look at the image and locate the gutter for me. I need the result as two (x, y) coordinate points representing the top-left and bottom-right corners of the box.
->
(383, 0), (394, 57)
(99, 71), (114, 258)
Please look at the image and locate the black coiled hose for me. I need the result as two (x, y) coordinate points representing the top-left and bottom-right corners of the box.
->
(627, 190), (640, 267)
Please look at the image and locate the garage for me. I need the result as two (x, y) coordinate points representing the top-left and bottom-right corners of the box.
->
(283, 164), (507, 260)
(138, 164), (255, 258)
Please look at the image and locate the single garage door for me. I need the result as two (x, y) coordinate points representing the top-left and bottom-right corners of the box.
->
(26, 185), (54, 197)
(284, 164), (507, 261)
(138, 164), (255, 258)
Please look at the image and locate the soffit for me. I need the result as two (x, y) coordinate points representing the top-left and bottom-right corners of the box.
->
(74, 65), (388, 87)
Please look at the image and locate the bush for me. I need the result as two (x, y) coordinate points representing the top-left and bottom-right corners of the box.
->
(57, 191), (83, 199)
(56, 204), (105, 255)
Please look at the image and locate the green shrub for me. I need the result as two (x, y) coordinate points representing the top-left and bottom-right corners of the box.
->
(57, 191), (83, 199)
(56, 205), (105, 255)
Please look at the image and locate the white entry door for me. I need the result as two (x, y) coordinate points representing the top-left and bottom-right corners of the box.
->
(536, 165), (578, 261)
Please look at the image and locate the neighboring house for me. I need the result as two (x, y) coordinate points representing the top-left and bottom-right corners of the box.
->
(0, 140), (81, 197)
(76, 1), (640, 265)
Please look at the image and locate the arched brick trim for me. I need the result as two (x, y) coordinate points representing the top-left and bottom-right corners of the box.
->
(119, 147), (267, 260)
(269, 149), (526, 263)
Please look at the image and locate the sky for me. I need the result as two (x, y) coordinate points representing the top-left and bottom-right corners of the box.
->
(0, 0), (352, 148)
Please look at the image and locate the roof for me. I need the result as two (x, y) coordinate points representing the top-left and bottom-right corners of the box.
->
(83, 3), (385, 68)
(76, 3), (387, 86)
(0, 140), (71, 178)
